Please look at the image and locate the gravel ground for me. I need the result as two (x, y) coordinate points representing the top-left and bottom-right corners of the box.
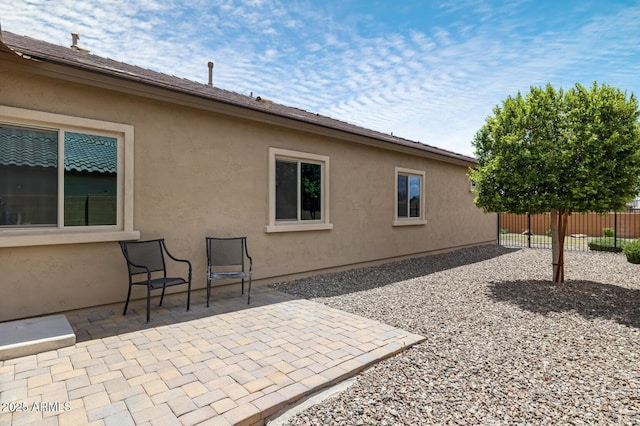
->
(273, 245), (640, 425)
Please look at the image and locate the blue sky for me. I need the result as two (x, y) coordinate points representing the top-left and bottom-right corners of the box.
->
(1, 0), (639, 157)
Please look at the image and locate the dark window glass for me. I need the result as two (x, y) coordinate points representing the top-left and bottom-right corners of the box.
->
(301, 162), (321, 221)
(397, 174), (408, 218)
(0, 125), (58, 227)
(275, 160), (298, 220)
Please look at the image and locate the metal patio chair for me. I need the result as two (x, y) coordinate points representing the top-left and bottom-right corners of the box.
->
(119, 239), (192, 322)
(205, 237), (252, 307)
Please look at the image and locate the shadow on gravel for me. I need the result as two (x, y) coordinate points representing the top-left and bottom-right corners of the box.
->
(274, 244), (518, 298)
(489, 279), (640, 329)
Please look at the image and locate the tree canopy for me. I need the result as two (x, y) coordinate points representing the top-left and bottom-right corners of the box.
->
(469, 82), (640, 282)
(470, 82), (640, 215)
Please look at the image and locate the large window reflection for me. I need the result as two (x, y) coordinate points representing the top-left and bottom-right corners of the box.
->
(0, 125), (118, 228)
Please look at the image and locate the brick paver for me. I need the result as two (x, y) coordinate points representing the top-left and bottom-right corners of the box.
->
(0, 287), (424, 425)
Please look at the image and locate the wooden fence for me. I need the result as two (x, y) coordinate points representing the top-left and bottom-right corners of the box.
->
(499, 212), (640, 239)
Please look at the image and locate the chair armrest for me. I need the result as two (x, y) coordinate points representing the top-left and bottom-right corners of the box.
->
(124, 259), (151, 274)
(119, 241), (152, 278)
(167, 256), (192, 278)
(123, 259), (153, 283)
(244, 243), (253, 273)
(161, 243), (193, 278)
(166, 254), (192, 269)
(161, 242), (192, 265)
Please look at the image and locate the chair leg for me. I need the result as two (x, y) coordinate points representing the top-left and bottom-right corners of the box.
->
(206, 278), (211, 308)
(186, 282), (191, 311)
(241, 278), (244, 295)
(123, 284), (133, 315)
(247, 277), (252, 305)
(146, 286), (151, 323)
(159, 285), (166, 306)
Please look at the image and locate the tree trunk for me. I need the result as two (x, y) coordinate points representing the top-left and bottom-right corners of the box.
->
(551, 208), (569, 283)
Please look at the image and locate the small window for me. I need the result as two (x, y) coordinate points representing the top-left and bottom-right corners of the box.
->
(276, 160), (322, 221)
(394, 167), (426, 226)
(267, 148), (332, 233)
(0, 106), (138, 247)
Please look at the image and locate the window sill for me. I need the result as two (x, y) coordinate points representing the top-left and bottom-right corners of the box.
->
(392, 219), (428, 227)
(0, 229), (141, 247)
(265, 223), (334, 233)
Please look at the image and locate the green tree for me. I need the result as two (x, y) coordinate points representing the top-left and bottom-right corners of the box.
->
(469, 82), (640, 283)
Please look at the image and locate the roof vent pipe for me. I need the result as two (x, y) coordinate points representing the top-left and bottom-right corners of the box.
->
(70, 33), (89, 53)
(208, 61), (214, 86)
(71, 32), (79, 49)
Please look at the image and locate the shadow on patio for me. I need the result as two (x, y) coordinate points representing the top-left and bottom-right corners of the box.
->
(65, 244), (517, 342)
(66, 286), (298, 343)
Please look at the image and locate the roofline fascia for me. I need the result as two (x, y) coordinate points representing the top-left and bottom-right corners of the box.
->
(0, 51), (477, 167)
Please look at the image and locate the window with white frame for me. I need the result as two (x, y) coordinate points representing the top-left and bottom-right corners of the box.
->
(394, 167), (426, 226)
(266, 148), (332, 233)
(0, 106), (138, 246)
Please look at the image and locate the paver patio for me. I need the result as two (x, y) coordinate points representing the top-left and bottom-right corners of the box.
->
(0, 287), (424, 425)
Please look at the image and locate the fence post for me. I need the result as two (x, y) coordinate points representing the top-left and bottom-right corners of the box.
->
(614, 212), (618, 250)
(528, 213), (531, 248)
(497, 213), (501, 245)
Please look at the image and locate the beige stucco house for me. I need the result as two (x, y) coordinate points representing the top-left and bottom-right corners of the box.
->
(0, 30), (496, 322)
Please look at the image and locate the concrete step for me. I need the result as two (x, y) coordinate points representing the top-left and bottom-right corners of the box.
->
(0, 314), (76, 361)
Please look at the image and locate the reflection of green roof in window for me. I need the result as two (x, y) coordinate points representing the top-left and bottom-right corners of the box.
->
(64, 132), (117, 174)
(0, 127), (117, 174)
(0, 126), (57, 168)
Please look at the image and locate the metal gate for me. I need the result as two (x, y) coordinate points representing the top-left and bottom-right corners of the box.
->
(497, 211), (640, 251)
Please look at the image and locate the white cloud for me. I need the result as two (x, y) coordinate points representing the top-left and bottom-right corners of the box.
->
(2, 0), (640, 157)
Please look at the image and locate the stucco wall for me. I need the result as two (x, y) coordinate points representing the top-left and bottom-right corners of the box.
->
(0, 66), (496, 321)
